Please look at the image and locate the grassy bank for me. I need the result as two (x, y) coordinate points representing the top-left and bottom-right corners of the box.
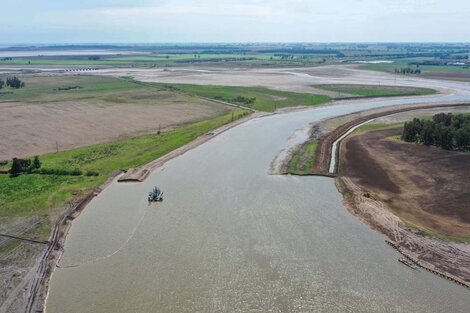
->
(287, 140), (318, 175)
(315, 84), (436, 98)
(159, 83), (330, 112)
(0, 109), (250, 220)
(356, 122), (404, 132)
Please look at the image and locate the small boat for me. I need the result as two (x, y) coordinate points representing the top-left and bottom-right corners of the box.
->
(148, 186), (163, 202)
(398, 257), (418, 269)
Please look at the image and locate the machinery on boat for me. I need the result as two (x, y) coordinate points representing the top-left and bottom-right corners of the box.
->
(148, 186), (163, 202)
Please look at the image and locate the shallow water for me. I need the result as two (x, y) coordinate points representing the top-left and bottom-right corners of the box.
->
(47, 98), (470, 313)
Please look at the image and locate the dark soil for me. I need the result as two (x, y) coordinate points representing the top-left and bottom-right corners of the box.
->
(341, 127), (470, 237)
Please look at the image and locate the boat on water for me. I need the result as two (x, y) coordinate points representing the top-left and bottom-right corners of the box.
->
(398, 257), (418, 269)
(148, 186), (163, 202)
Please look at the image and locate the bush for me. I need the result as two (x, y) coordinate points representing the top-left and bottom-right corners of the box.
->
(231, 96), (256, 105)
(39, 168), (83, 176)
(85, 170), (99, 176)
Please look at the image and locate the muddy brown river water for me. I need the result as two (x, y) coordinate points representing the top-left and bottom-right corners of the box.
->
(46, 80), (470, 312)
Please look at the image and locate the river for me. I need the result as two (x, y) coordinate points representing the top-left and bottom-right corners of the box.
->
(46, 82), (470, 312)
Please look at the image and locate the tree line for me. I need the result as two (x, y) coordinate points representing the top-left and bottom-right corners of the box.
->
(0, 76), (25, 89)
(402, 113), (470, 151)
(9, 156), (98, 177)
(394, 67), (422, 75)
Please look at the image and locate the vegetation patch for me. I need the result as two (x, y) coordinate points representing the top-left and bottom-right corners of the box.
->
(315, 84), (436, 98)
(160, 83), (330, 112)
(287, 140), (318, 175)
(0, 76), (25, 89)
(53, 86), (83, 91)
(356, 122), (404, 132)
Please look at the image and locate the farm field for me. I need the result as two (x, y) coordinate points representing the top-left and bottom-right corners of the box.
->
(0, 75), (234, 159)
(341, 125), (470, 242)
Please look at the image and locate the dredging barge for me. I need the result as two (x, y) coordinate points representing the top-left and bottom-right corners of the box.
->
(148, 186), (163, 202)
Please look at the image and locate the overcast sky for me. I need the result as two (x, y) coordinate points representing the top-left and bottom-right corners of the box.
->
(1, 0), (469, 43)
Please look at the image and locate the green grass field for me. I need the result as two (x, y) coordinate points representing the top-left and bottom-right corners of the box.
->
(287, 141), (318, 175)
(315, 84), (436, 98)
(0, 109), (250, 218)
(0, 75), (172, 103)
(159, 83), (330, 112)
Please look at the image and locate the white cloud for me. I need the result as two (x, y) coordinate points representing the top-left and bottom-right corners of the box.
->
(1, 0), (470, 43)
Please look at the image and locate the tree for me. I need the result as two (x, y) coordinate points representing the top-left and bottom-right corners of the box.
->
(0, 78), (4, 89)
(32, 156), (41, 169)
(10, 158), (21, 177)
(433, 113), (452, 126)
(421, 121), (434, 146)
(6, 76), (25, 89)
(440, 128), (453, 150)
(455, 128), (469, 150)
